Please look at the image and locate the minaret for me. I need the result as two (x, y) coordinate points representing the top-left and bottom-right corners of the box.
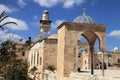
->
(40, 10), (51, 33)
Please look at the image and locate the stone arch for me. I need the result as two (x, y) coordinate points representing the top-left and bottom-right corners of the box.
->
(78, 42), (89, 50)
(80, 30), (100, 46)
(57, 22), (106, 79)
(79, 46), (87, 51)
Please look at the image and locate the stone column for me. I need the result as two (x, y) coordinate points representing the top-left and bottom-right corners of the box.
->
(31, 52), (33, 67)
(74, 45), (78, 72)
(57, 25), (78, 80)
(35, 51), (37, 66)
(90, 45), (94, 75)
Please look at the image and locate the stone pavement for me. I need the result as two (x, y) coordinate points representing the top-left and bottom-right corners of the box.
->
(69, 69), (120, 80)
(46, 69), (120, 80)
(80, 69), (120, 78)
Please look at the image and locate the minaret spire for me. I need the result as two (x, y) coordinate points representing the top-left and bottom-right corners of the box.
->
(82, 8), (86, 16)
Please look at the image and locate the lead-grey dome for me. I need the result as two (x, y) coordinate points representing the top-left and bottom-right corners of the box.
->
(73, 8), (96, 24)
(34, 32), (50, 42)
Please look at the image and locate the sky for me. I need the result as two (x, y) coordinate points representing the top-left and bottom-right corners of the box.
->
(0, 0), (120, 51)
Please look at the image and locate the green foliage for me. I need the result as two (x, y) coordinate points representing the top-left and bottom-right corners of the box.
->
(0, 11), (17, 31)
(0, 40), (28, 80)
(4, 60), (28, 80)
(47, 65), (56, 72)
(31, 66), (37, 72)
(0, 41), (16, 65)
(25, 37), (32, 49)
(29, 66), (37, 75)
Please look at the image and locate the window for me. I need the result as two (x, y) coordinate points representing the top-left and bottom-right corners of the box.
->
(22, 52), (25, 56)
(31, 54), (33, 65)
(40, 57), (42, 65)
(34, 52), (36, 65)
(118, 59), (120, 63)
(85, 60), (86, 64)
(78, 53), (81, 58)
(37, 51), (39, 65)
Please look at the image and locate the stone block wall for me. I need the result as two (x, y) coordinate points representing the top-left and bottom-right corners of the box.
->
(43, 39), (57, 70)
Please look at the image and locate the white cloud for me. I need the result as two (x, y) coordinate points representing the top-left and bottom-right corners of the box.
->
(108, 30), (120, 39)
(33, 15), (38, 20)
(0, 30), (23, 41)
(30, 21), (39, 27)
(17, 0), (26, 8)
(51, 19), (65, 29)
(33, 0), (85, 8)
(91, 0), (99, 6)
(0, 17), (28, 30)
(30, 15), (39, 27)
(63, 0), (85, 8)
(34, 0), (58, 7)
(0, 4), (17, 13)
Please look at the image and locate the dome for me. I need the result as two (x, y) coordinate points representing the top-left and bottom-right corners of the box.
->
(73, 8), (96, 24)
(48, 34), (58, 39)
(34, 32), (50, 41)
(43, 10), (49, 14)
(114, 47), (119, 52)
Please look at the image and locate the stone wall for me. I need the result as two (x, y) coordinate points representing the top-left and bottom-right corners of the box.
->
(94, 52), (120, 69)
(43, 39), (57, 70)
(15, 42), (28, 61)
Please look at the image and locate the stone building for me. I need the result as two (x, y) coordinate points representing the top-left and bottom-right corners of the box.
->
(14, 41), (29, 62)
(94, 51), (120, 69)
(28, 10), (57, 80)
(28, 9), (120, 80)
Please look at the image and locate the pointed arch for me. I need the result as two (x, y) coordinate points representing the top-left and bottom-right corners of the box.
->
(81, 30), (101, 49)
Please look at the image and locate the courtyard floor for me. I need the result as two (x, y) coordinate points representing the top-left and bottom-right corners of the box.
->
(79, 69), (120, 78)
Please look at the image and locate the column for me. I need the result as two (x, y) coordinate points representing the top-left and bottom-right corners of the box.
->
(90, 45), (94, 75)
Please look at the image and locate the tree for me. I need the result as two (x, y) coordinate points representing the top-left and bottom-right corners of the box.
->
(0, 40), (28, 80)
(29, 66), (37, 75)
(47, 65), (56, 72)
(25, 37), (32, 49)
(7, 60), (28, 80)
(0, 40), (16, 80)
(0, 11), (17, 31)
(29, 66), (38, 80)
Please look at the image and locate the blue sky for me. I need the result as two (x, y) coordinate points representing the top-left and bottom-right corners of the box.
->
(0, 0), (120, 51)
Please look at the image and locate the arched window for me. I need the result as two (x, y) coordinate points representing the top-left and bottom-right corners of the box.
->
(40, 57), (42, 65)
(78, 53), (81, 58)
(118, 59), (120, 63)
(31, 53), (33, 66)
(37, 51), (39, 65)
(34, 52), (36, 65)
(79, 47), (87, 54)
(22, 52), (25, 56)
